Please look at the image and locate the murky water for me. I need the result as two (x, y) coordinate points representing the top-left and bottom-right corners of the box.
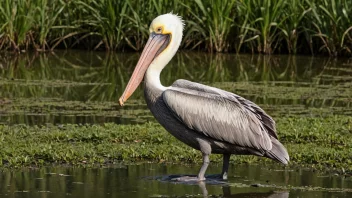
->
(1, 51), (352, 197)
(1, 51), (351, 125)
(0, 163), (352, 198)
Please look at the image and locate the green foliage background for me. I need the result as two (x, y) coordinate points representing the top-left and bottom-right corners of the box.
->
(0, 0), (352, 55)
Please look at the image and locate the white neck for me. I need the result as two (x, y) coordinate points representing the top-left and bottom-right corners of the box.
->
(145, 30), (183, 91)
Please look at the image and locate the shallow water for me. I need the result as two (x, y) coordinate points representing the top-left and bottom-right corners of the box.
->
(0, 163), (351, 198)
(1, 51), (351, 125)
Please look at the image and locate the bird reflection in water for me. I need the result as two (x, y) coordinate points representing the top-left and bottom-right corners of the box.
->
(198, 181), (289, 198)
(156, 175), (289, 198)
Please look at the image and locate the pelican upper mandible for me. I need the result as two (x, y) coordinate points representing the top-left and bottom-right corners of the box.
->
(119, 13), (289, 181)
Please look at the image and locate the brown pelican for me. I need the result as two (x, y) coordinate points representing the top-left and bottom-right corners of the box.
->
(119, 13), (289, 181)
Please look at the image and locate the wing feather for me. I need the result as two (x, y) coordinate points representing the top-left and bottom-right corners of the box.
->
(163, 87), (272, 151)
(172, 79), (278, 139)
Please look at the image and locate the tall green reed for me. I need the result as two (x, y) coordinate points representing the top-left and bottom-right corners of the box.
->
(34, 0), (68, 51)
(237, 0), (287, 54)
(0, 0), (351, 56)
(0, 0), (34, 51)
(73, 0), (129, 50)
(280, 0), (311, 54)
(182, 0), (236, 52)
(306, 0), (352, 56)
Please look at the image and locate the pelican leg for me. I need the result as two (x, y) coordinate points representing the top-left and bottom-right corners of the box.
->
(197, 153), (210, 181)
(172, 153), (209, 182)
(221, 154), (230, 180)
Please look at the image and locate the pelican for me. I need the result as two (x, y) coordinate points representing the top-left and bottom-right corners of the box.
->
(119, 13), (289, 181)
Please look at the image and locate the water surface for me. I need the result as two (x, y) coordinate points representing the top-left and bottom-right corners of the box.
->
(1, 51), (351, 125)
(1, 163), (352, 198)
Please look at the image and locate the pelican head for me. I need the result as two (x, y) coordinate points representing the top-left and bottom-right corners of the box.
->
(119, 13), (184, 106)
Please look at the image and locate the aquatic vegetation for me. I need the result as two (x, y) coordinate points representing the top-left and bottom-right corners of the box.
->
(182, 0), (236, 52)
(0, 0), (352, 55)
(278, 0), (308, 54)
(236, 0), (287, 54)
(0, 116), (351, 171)
(305, 0), (352, 56)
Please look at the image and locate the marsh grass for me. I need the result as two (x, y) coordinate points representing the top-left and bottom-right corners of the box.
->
(279, 0), (311, 54)
(236, 0), (286, 54)
(181, 0), (236, 52)
(308, 0), (352, 56)
(0, 0), (352, 55)
(0, 116), (351, 171)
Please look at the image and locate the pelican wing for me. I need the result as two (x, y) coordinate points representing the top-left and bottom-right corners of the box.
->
(163, 80), (276, 151)
(172, 79), (278, 139)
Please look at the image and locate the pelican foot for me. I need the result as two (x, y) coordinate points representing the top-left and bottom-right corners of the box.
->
(171, 176), (205, 182)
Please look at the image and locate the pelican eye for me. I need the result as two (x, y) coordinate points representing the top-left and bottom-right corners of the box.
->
(156, 27), (163, 33)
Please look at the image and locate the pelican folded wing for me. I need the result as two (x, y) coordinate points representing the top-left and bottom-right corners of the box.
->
(162, 88), (273, 151)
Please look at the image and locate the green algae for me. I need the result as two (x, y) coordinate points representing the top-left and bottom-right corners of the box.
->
(0, 116), (351, 172)
(1, 79), (351, 125)
(212, 81), (352, 102)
